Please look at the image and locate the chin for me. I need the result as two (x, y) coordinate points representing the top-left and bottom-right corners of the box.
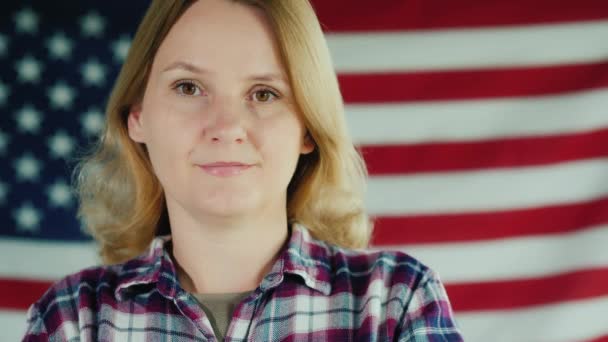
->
(196, 194), (261, 218)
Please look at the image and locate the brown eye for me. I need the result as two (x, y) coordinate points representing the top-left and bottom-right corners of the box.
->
(175, 81), (200, 96)
(253, 89), (277, 103)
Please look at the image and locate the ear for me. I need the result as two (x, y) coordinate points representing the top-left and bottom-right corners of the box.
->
(300, 132), (315, 155)
(127, 104), (146, 143)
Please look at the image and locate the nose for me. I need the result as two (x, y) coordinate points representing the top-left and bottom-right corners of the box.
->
(203, 96), (247, 145)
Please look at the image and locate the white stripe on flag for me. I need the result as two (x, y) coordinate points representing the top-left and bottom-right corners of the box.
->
(327, 20), (608, 72)
(347, 87), (608, 145)
(378, 224), (608, 283)
(0, 238), (98, 280)
(4, 225), (608, 285)
(367, 158), (608, 216)
(0, 310), (27, 342)
(456, 295), (608, 342)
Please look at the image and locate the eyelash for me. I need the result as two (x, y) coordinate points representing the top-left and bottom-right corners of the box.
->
(173, 80), (202, 96)
(172, 80), (281, 102)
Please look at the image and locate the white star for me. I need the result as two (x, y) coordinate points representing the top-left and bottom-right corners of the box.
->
(81, 59), (106, 86)
(0, 130), (9, 155)
(15, 105), (43, 134)
(47, 81), (76, 110)
(13, 203), (42, 233)
(0, 34), (8, 57)
(15, 55), (43, 83)
(78, 216), (90, 235)
(80, 12), (105, 38)
(47, 179), (73, 208)
(14, 153), (42, 182)
(80, 107), (105, 136)
(48, 130), (75, 159)
(14, 8), (39, 34)
(111, 35), (131, 62)
(0, 80), (10, 106)
(47, 32), (73, 60)
(0, 181), (8, 205)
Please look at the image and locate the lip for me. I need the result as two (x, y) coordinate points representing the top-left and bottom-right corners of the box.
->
(197, 162), (254, 177)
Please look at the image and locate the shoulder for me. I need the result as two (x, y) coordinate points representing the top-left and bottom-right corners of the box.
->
(292, 224), (437, 295)
(22, 262), (124, 339)
(29, 263), (123, 318)
(29, 235), (168, 319)
(37, 262), (124, 306)
(326, 241), (437, 293)
(23, 242), (160, 340)
(289, 222), (435, 298)
(323, 243), (463, 340)
(286, 226), (463, 340)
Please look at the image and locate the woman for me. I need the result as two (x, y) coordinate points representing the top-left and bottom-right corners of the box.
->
(23, 0), (463, 340)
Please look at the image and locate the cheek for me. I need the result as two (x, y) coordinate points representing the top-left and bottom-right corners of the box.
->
(143, 117), (198, 180)
(257, 115), (305, 160)
(146, 139), (182, 184)
(144, 99), (205, 149)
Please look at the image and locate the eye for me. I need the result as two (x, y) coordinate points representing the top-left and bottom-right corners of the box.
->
(174, 80), (201, 96)
(252, 88), (280, 103)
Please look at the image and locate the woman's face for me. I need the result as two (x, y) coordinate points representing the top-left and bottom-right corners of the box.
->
(128, 0), (313, 222)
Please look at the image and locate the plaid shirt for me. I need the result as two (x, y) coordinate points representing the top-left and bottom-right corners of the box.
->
(23, 224), (463, 341)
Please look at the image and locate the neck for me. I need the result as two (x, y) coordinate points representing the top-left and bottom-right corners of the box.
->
(168, 205), (290, 294)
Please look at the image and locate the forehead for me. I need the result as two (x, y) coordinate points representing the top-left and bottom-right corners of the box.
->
(152, 0), (286, 78)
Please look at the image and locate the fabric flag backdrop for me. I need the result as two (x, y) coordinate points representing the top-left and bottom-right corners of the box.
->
(1, 1), (607, 340)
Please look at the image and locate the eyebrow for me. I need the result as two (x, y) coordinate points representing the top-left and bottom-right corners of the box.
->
(162, 61), (288, 84)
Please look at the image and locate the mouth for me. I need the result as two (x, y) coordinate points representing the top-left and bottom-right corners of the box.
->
(196, 162), (255, 177)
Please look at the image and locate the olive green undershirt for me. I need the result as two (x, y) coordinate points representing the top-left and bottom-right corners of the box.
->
(192, 291), (251, 341)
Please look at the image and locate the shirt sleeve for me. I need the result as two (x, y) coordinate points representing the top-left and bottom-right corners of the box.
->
(397, 269), (464, 341)
(22, 303), (50, 342)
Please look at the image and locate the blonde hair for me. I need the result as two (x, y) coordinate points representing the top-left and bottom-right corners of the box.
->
(75, 0), (372, 265)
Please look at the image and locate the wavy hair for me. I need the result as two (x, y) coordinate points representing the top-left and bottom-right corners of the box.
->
(74, 0), (372, 265)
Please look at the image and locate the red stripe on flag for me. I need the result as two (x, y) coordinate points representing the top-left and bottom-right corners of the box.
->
(312, 0), (608, 32)
(0, 278), (52, 310)
(446, 267), (608, 311)
(586, 335), (608, 342)
(371, 197), (608, 245)
(339, 62), (608, 103)
(362, 128), (608, 175)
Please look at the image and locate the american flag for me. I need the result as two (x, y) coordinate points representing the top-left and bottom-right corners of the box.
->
(2, 1), (608, 340)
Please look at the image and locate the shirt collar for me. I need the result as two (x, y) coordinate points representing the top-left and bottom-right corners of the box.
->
(114, 235), (178, 301)
(273, 223), (332, 295)
(114, 223), (332, 300)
